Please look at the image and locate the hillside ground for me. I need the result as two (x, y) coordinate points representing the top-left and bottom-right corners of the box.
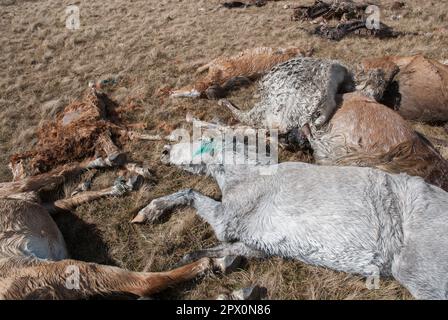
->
(1, 0), (447, 299)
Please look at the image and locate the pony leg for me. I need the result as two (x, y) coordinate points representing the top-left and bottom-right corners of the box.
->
(1, 258), (221, 299)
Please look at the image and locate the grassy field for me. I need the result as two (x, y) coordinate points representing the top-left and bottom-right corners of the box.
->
(1, 0), (447, 299)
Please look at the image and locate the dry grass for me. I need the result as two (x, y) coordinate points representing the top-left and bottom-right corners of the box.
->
(0, 0), (447, 299)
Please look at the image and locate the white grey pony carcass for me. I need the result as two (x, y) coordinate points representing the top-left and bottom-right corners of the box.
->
(220, 57), (355, 133)
(134, 132), (448, 299)
(132, 133), (448, 300)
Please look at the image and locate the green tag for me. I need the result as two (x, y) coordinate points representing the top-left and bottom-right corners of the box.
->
(193, 141), (215, 157)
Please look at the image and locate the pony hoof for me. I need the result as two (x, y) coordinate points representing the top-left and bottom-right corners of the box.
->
(213, 255), (244, 274)
(130, 199), (166, 224)
(126, 175), (144, 191)
(107, 152), (128, 167)
(205, 85), (227, 100)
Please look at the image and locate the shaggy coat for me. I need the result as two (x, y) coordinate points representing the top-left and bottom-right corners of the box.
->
(0, 166), (225, 299)
(310, 94), (448, 191)
(170, 47), (311, 99)
(134, 136), (448, 300)
(9, 90), (132, 180)
(361, 55), (448, 122)
(220, 56), (448, 190)
(222, 57), (354, 133)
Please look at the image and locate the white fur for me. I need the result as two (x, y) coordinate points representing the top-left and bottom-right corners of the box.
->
(140, 138), (448, 300)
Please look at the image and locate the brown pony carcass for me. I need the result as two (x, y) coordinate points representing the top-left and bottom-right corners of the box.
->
(0, 165), (237, 300)
(9, 89), (154, 181)
(361, 55), (448, 122)
(309, 94), (448, 191)
(170, 47), (312, 99)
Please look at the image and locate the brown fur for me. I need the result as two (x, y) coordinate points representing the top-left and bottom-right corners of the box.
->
(170, 47), (311, 98)
(0, 168), (218, 300)
(314, 94), (448, 191)
(361, 55), (448, 122)
(0, 164), (83, 199)
(9, 90), (140, 179)
(0, 240), (215, 299)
